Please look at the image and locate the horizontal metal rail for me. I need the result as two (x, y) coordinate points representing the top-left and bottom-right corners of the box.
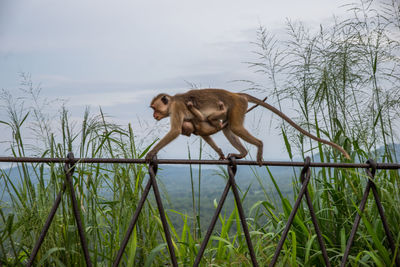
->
(1, 156), (399, 169)
(0, 155), (399, 266)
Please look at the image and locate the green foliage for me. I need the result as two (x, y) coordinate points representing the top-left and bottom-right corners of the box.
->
(244, 0), (400, 265)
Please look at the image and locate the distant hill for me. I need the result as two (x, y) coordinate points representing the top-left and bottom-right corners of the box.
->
(156, 164), (296, 204)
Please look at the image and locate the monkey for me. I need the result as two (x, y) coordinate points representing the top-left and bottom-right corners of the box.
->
(147, 89), (350, 164)
(179, 101), (228, 159)
(181, 120), (196, 137)
(179, 100), (228, 159)
(183, 100), (227, 134)
(180, 99), (264, 159)
(150, 93), (228, 160)
(182, 97), (265, 137)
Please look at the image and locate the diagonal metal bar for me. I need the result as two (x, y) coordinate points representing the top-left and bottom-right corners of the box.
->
(299, 158), (331, 266)
(193, 170), (232, 266)
(370, 183), (400, 266)
(367, 160), (400, 266)
(64, 152), (92, 267)
(303, 184), (331, 266)
(370, 183), (400, 267)
(26, 182), (67, 266)
(269, 157), (312, 267)
(113, 177), (153, 267)
(148, 157), (178, 267)
(227, 157), (259, 267)
(340, 159), (389, 267)
(340, 179), (372, 265)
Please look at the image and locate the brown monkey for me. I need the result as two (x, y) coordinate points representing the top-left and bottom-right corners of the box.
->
(151, 93), (227, 159)
(179, 100), (228, 159)
(147, 89), (350, 164)
(181, 98), (264, 137)
(184, 100), (227, 133)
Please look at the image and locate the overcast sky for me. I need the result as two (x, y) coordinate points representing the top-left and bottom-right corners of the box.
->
(0, 0), (348, 160)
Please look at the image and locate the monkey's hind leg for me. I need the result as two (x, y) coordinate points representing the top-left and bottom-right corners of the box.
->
(222, 128), (248, 159)
(230, 125), (263, 165)
(228, 99), (263, 165)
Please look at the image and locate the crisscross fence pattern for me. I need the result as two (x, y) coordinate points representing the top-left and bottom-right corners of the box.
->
(0, 154), (399, 266)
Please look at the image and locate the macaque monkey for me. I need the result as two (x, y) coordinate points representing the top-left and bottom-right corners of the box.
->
(182, 100), (227, 137)
(147, 89), (350, 164)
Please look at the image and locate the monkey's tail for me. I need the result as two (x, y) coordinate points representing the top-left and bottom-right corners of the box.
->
(241, 93), (351, 159)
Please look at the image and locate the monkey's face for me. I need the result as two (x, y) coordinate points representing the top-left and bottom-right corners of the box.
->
(150, 94), (170, 121)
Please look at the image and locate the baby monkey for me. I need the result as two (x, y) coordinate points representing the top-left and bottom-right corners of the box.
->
(181, 100), (227, 136)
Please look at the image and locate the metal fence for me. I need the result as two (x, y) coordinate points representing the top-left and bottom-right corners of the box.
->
(0, 154), (399, 267)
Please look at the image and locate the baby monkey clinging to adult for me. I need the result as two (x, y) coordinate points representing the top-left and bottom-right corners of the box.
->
(147, 88), (350, 164)
(181, 100), (227, 137)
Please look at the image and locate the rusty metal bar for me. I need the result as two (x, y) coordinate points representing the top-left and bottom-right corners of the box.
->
(370, 177), (400, 266)
(26, 182), (67, 266)
(113, 157), (178, 266)
(340, 164), (374, 266)
(1, 156), (400, 169)
(194, 157), (259, 266)
(341, 159), (400, 267)
(193, 171), (232, 266)
(113, 177), (153, 266)
(303, 180), (331, 266)
(227, 157), (258, 266)
(26, 153), (92, 266)
(64, 152), (92, 267)
(269, 157), (331, 266)
(269, 157), (314, 267)
(148, 158), (178, 267)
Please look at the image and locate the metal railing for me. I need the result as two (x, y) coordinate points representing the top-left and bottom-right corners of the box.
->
(0, 154), (399, 267)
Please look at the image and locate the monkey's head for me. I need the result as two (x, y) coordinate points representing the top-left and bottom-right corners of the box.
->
(150, 93), (171, 121)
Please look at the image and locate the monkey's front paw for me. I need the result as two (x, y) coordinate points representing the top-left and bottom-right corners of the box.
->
(257, 156), (263, 166)
(218, 155), (226, 160)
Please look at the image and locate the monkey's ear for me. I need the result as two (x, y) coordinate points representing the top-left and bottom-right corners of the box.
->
(161, 95), (169, 105)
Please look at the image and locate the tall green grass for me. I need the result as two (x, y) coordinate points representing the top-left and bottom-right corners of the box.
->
(246, 0), (400, 265)
(0, 82), (165, 265)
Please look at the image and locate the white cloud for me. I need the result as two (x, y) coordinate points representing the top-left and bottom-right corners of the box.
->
(67, 89), (158, 107)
